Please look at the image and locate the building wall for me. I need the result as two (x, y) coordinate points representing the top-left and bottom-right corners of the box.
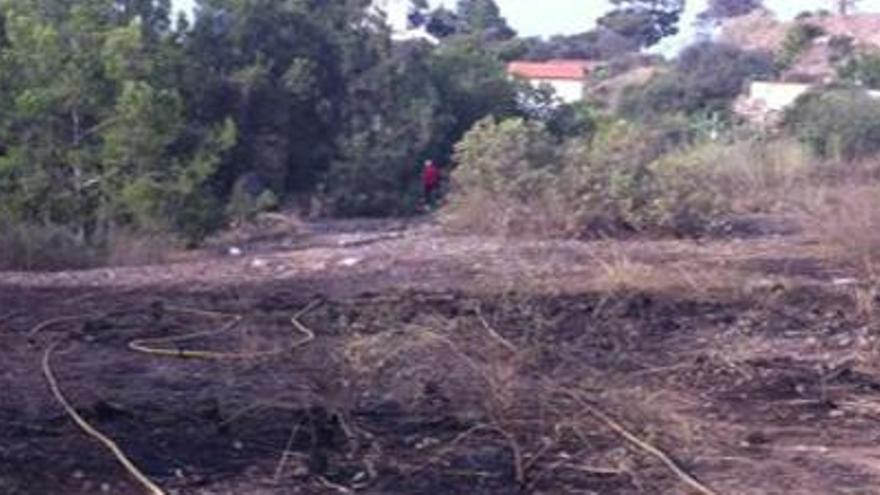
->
(749, 81), (880, 111)
(528, 79), (585, 104)
(748, 81), (813, 111)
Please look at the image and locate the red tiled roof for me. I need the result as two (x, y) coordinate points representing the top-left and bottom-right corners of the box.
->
(507, 60), (595, 81)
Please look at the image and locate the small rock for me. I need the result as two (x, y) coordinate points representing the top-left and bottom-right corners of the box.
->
(233, 440), (244, 450)
(833, 278), (858, 287)
(100, 483), (111, 493)
(415, 437), (440, 450)
(339, 257), (362, 268)
(228, 247), (243, 257)
(250, 258), (268, 269)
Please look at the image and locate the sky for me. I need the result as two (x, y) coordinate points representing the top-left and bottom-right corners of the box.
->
(172, 0), (880, 53)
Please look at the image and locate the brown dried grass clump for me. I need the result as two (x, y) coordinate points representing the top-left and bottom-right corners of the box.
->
(105, 229), (180, 267)
(802, 184), (880, 279)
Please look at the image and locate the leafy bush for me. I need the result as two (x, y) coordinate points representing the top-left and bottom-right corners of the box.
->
(226, 174), (279, 225)
(561, 122), (729, 236)
(784, 89), (880, 161)
(837, 50), (880, 90)
(828, 35), (856, 64)
(446, 118), (762, 237)
(446, 116), (816, 238)
(776, 23), (825, 70)
(618, 42), (775, 119)
(444, 117), (567, 235)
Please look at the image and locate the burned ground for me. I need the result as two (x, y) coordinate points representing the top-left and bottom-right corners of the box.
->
(3, 221), (880, 494)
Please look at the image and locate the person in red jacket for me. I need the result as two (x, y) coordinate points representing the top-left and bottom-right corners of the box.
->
(422, 159), (441, 210)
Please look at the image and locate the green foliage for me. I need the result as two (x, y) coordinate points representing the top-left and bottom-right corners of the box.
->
(452, 117), (561, 199)
(784, 89), (880, 161)
(447, 118), (738, 237)
(828, 35), (856, 64)
(837, 50), (880, 89)
(597, 0), (685, 50)
(0, 0), (531, 255)
(445, 117), (568, 235)
(776, 23), (825, 70)
(619, 43), (775, 119)
(226, 175), (278, 224)
(417, 0), (516, 41)
(697, 0), (762, 25)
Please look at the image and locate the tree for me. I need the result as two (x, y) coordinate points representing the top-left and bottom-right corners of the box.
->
(0, 0), (233, 242)
(457, 0), (516, 40)
(836, 0), (859, 16)
(698, 0), (762, 25)
(420, 0), (515, 41)
(619, 42), (776, 118)
(516, 30), (639, 61)
(597, 0), (685, 50)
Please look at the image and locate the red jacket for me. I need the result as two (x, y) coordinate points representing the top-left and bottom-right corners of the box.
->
(422, 163), (440, 189)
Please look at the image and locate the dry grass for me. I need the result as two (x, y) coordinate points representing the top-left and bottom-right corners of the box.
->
(590, 250), (667, 293)
(105, 229), (180, 267)
(802, 184), (880, 280)
(0, 223), (98, 272)
(440, 191), (571, 239)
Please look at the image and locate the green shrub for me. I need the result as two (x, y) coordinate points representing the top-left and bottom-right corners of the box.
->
(446, 116), (815, 238)
(444, 117), (567, 235)
(451, 117), (561, 199)
(561, 122), (726, 236)
(837, 50), (880, 90)
(618, 43), (775, 119)
(447, 118), (741, 237)
(227, 175), (279, 225)
(784, 89), (880, 161)
(777, 23), (825, 70)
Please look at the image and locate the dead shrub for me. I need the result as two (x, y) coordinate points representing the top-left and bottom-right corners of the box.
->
(0, 223), (98, 272)
(801, 184), (880, 279)
(105, 229), (179, 267)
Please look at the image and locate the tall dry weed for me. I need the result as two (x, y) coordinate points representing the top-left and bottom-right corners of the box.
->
(802, 184), (880, 279)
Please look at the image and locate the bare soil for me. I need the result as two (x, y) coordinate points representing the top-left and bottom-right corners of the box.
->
(3, 217), (880, 494)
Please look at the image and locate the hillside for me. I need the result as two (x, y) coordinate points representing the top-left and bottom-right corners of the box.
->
(722, 10), (880, 81)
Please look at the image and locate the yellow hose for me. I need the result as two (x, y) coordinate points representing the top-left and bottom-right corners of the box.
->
(37, 299), (322, 495)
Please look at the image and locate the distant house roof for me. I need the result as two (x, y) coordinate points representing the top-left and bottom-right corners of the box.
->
(507, 60), (596, 81)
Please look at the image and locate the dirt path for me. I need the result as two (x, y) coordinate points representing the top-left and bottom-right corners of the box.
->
(3, 218), (880, 494)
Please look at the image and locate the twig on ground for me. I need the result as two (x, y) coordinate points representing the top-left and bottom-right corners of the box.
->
(41, 341), (166, 495)
(475, 305), (518, 354)
(273, 419), (304, 482)
(562, 391), (720, 495)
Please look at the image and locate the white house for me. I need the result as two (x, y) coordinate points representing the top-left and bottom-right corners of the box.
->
(735, 81), (880, 125)
(507, 60), (596, 104)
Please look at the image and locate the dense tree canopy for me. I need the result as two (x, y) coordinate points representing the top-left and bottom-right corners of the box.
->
(0, 0), (528, 242)
(413, 0), (516, 41)
(598, 0), (686, 49)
